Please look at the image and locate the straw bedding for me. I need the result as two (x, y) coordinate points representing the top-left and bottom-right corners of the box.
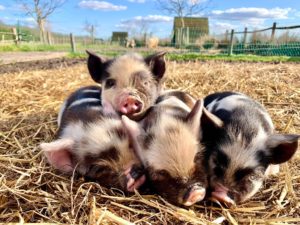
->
(0, 58), (299, 224)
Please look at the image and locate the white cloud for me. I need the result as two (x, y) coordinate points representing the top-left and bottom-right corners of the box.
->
(117, 15), (173, 29)
(0, 5), (5, 10)
(128, 0), (146, 3)
(210, 7), (291, 26)
(79, 1), (127, 11)
(213, 22), (236, 32)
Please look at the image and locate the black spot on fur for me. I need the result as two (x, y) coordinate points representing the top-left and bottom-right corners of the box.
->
(111, 127), (128, 140)
(65, 85), (102, 109)
(143, 132), (154, 149)
(204, 92), (239, 107)
(130, 164), (145, 180)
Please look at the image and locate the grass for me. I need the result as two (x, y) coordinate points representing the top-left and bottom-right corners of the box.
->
(67, 51), (300, 63)
(167, 53), (300, 62)
(1, 42), (300, 62)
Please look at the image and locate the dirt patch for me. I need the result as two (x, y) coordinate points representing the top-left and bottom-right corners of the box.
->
(0, 57), (85, 74)
(0, 52), (68, 65)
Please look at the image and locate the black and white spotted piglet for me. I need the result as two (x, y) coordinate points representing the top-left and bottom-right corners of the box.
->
(202, 91), (299, 204)
(122, 91), (222, 206)
(40, 86), (145, 192)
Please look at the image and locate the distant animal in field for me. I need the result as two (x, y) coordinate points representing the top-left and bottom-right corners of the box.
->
(126, 38), (136, 48)
(146, 37), (159, 49)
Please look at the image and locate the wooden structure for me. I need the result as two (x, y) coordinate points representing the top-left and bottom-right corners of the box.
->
(172, 17), (209, 46)
(111, 32), (128, 45)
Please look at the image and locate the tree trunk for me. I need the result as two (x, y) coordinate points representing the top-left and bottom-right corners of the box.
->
(37, 18), (46, 43)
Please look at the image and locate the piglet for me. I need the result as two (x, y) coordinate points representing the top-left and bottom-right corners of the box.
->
(122, 91), (222, 206)
(86, 51), (166, 119)
(202, 91), (299, 205)
(41, 86), (146, 192)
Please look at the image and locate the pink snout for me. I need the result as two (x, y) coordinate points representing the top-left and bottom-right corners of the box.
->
(183, 186), (206, 206)
(119, 97), (143, 115)
(211, 184), (235, 205)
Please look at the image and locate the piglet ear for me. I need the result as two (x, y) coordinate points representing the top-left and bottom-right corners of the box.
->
(86, 50), (108, 83)
(40, 138), (74, 173)
(145, 51), (166, 80)
(186, 100), (204, 136)
(121, 115), (145, 161)
(266, 134), (299, 164)
(200, 107), (224, 141)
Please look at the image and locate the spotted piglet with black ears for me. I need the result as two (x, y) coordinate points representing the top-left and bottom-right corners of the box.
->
(201, 91), (299, 205)
(40, 86), (146, 193)
(86, 51), (166, 119)
(122, 91), (222, 206)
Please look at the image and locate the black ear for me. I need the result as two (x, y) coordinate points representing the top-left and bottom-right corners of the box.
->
(145, 51), (166, 80)
(266, 134), (299, 164)
(200, 107), (224, 141)
(86, 50), (108, 83)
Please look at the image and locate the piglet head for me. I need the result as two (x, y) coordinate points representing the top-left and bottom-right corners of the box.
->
(122, 100), (209, 206)
(86, 51), (166, 119)
(208, 132), (299, 205)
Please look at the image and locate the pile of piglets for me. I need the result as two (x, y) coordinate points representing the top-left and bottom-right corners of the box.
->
(41, 51), (299, 207)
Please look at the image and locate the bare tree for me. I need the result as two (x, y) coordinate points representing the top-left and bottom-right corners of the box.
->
(16, 0), (66, 43)
(155, 0), (210, 27)
(83, 20), (98, 44)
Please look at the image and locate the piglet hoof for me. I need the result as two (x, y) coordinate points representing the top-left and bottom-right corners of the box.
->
(124, 166), (146, 192)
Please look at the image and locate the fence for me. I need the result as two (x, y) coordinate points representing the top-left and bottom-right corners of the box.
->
(1, 23), (300, 57)
(171, 23), (300, 56)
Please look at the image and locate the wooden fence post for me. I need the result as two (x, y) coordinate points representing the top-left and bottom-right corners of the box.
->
(271, 22), (277, 43)
(1, 34), (4, 43)
(228, 29), (234, 56)
(243, 27), (248, 47)
(70, 33), (76, 52)
(225, 30), (228, 42)
(12, 27), (18, 45)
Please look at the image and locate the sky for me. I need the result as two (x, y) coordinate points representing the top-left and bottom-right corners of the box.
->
(0, 0), (300, 39)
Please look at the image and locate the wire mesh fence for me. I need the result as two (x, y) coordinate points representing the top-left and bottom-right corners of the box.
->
(1, 22), (300, 57)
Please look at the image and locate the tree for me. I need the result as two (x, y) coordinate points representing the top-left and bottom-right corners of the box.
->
(155, 0), (210, 27)
(16, 0), (66, 43)
(83, 20), (98, 44)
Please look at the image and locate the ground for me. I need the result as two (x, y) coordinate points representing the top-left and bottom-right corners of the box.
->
(0, 52), (68, 65)
(0, 58), (299, 224)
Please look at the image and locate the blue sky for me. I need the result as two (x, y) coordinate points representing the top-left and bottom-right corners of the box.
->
(0, 0), (300, 38)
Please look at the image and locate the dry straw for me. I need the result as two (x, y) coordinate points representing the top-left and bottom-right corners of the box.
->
(0, 58), (299, 224)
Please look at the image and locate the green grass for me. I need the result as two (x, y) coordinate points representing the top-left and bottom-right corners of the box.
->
(1, 43), (300, 62)
(167, 53), (300, 62)
(68, 52), (300, 63)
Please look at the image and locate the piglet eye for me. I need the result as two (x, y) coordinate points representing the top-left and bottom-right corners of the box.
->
(105, 79), (116, 89)
(249, 175), (257, 181)
(143, 81), (149, 86)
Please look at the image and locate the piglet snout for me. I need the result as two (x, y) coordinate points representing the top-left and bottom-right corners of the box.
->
(119, 97), (143, 115)
(183, 185), (206, 206)
(211, 184), (235, 205)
